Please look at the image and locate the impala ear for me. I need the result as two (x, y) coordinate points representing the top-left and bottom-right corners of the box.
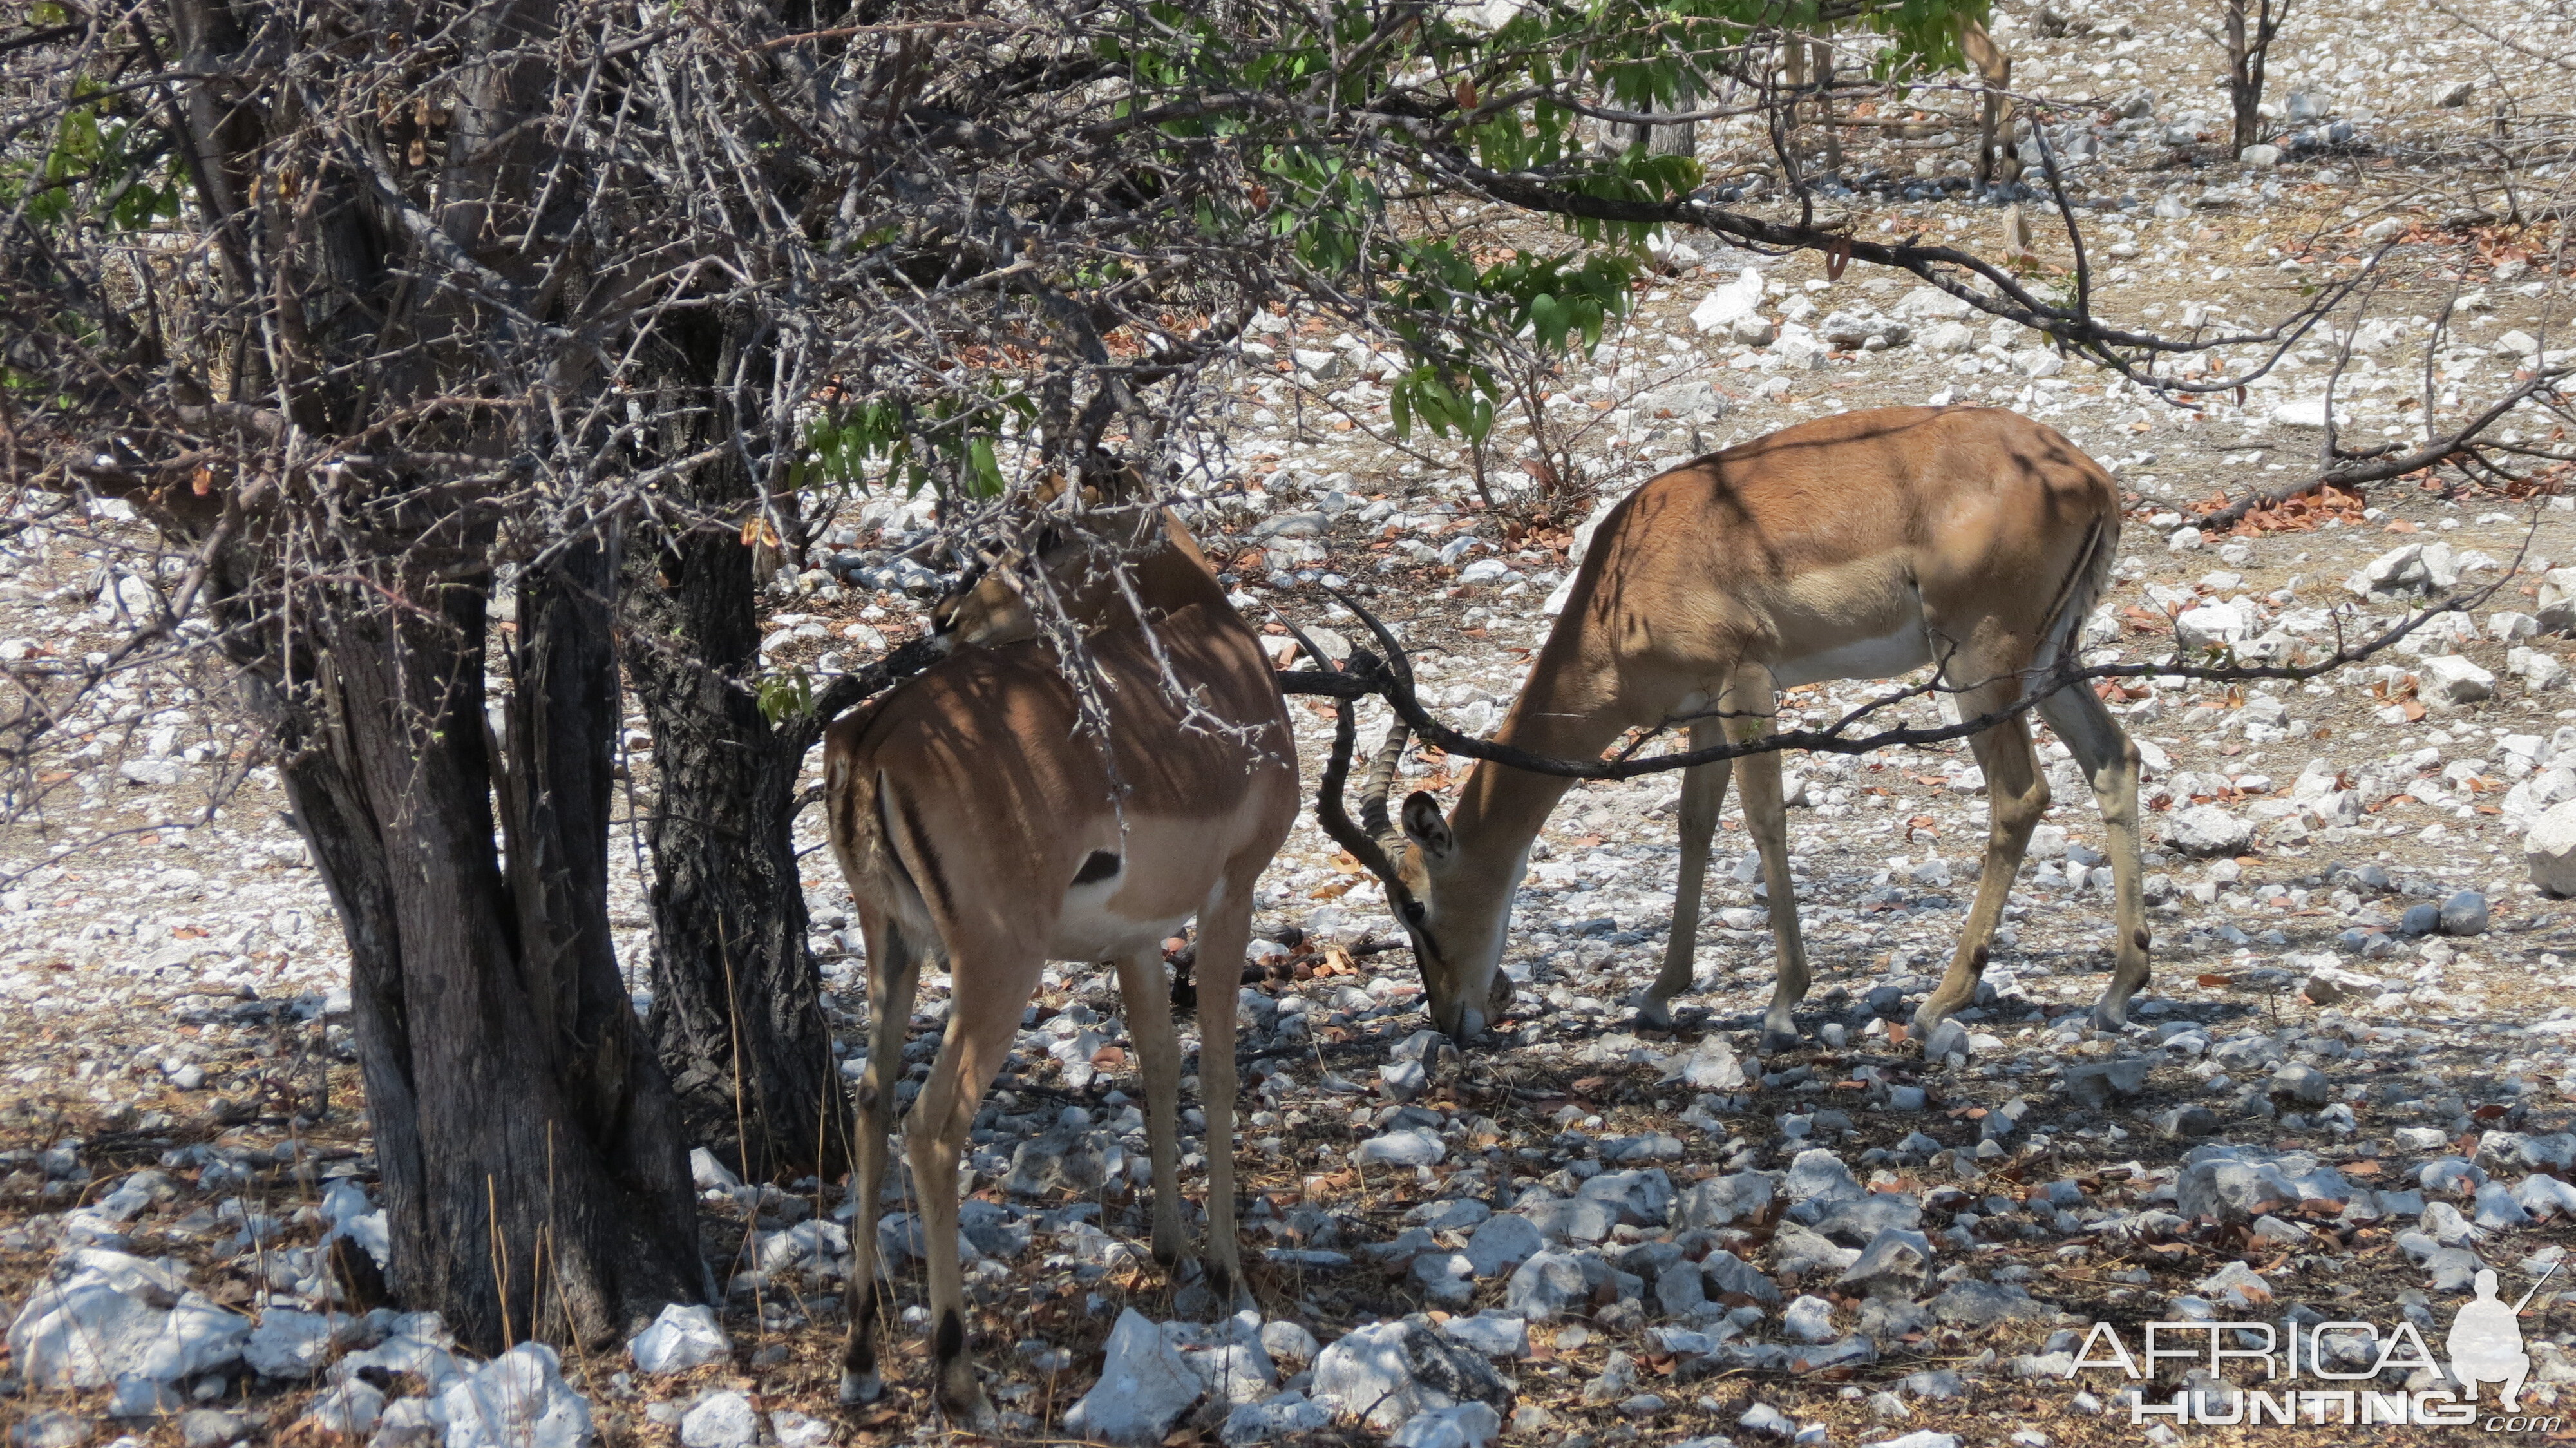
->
(1399, 791), (1453, 859)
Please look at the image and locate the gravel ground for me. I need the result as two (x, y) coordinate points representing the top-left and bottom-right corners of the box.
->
(13, 1), (2576, 1445)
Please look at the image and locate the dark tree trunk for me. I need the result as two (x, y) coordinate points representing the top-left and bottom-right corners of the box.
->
(148, 0), (711, 1351)
(2224, 0), (2287, 157)
(268, 538), (704, 1351)
(623, 316), (849, 1183)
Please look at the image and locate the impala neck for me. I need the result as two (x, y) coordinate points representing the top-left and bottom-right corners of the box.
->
(1130, 511), (1229, 617)
(1448, 642), (1629, 873)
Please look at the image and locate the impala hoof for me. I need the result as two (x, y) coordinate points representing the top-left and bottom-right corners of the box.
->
(839, 1371), (883, 1407)
(1759, 1023), (1801, 1056)
(2090, 999), (2130, 1033)
(939, 1387), (999, 1434)
(1632, 992), (1676, 1031)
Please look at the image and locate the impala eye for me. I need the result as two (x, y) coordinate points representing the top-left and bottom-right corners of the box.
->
(1401, 901), (1427, 926)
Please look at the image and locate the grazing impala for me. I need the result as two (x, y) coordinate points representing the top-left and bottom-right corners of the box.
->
(822, 500), (1298, 1426)
(1320, 406), (2146, 1051)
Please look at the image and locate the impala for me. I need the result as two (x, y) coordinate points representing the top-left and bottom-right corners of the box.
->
(822, 500), (1298, 1426)
(1320, 406), (2147, 1051)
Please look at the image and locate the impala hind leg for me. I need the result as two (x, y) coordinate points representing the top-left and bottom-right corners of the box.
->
(839, 914), (923, 1407)
(1914, 701), (2049, 1033)
(1640, 719), (1729, 1029)
(1190, 861), (1262, 1303)
(1734, 714), (1813, 1054)
(1112, 947), (1189, 1269)
(905, 952), (1041, 1431)
(2038, 684), (2150, 1030)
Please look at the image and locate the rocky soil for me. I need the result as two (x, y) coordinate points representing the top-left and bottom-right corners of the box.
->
(13, 1), (2576, 1447)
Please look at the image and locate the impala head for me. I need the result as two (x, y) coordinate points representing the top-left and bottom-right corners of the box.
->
(927, 473), (1181, 650)
(1316, 706), (1517, 1042)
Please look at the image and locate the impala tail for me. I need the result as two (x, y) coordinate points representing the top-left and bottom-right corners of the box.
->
(2026, 508), (2119, 696)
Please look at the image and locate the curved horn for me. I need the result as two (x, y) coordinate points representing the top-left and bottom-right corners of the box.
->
(1320, 587), (1423, 856)
(1316, 696), (1406, 894)
(1321, 584), (1414, 692)
(1357, 715), (1412, 855)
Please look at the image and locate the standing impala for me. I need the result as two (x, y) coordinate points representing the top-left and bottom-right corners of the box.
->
(1321, 406), (2148, 1051)
(822, 500), (1297, 1427)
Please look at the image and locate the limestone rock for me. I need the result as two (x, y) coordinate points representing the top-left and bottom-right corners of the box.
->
(1311, 1320), (1513, 1431)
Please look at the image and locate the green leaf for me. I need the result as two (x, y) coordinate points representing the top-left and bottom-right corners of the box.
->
(966, 437), (1005, 497)
(1529, 292), (1567, 352)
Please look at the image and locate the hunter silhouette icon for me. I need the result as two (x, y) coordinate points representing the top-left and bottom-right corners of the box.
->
(2448, 1264), (2557, 1411)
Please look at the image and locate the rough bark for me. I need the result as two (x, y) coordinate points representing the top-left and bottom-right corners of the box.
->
(141, 0), (714, 1350)
(623, 315), (849, 1184)
(625, 522), (851, 1182)
(265, 540), (703, 1350)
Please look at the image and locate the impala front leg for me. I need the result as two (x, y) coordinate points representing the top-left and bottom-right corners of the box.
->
(904, 958), (1028, 1433)
(1112, 946), (1188, 1268)
(1640, 720), (1728, 1029)
(1736, 739), (1810, 1054)
(1191, 868), (1259, 1303)
(839, 919), (921, 1408)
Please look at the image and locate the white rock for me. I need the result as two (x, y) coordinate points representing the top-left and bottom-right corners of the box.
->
(2529, 801), (2576, 896)
(755, 1219), (848, 1275)
(1681, 1036), (1748, 1090)
(629, 1303), (729, 1374)
(2511, 647), (2571, 692)
(243, 1308), (338, 1380)
(1354, 1128), (1446, 1167)
(2395, 612), (2481, 657)
(1893, 287), (1973, 320)
(1063, 1310), (1205, 1446)
(6, 1275), (167, 1390)
(1817, 310), (1908, 349)
(441, 1343), (592, 1448)
(2347, 542), (2457, 599)
(1772, 332), (1831, 370)
(107, 1373), (184, 1419)
(2271, 397), (2342, 430)
(1221, 1391), (1334, 1446)
(2165, 805), (2252, 857)
(1311, 1320), (1510, 1431)
(1187, 1335), (1279, 1407)
(301, 1380), (385, 1436)
(1781, 1295), (1838, 1343)
(772, 1411), (832, 1448)
(1439, 1314), (1531, 1360)
(2537, 569), (2576, 633)
(1260, 1320), (1321, 1369)
(333, 1315), (464, 1395)
(1639, 380), (1728, 421)
(2174, 603), (2249, 650)
(1690, 272), (1767, 333)
(1388, 1403), (1503, 1448)
(2420, 655), (2496, 709)
(677, 1391), (757, 1448)
(8, 1412), (91, 1448)
(6, 1255), (246, 1390)
(689, 1148), (743, 1193)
